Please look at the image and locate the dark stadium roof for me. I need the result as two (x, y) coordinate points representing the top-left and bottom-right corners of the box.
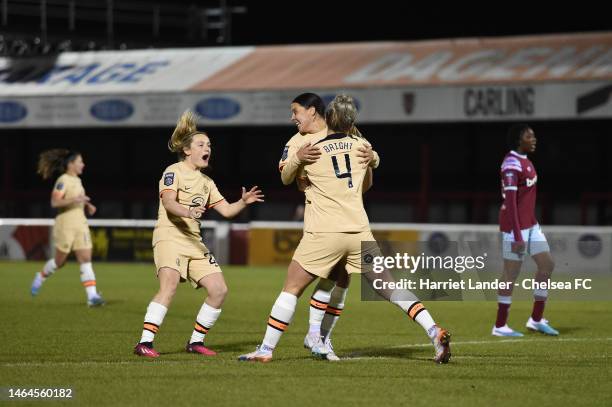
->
(0, 0), (609, 54)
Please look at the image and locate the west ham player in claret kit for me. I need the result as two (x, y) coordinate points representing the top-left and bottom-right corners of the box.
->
(493, 124), (559, 337)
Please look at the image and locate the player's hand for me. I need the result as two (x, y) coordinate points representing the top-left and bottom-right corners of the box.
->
(357, 145), (374, 166)
(511, 241), (526, 254)
(296, 143), (321, 164)
(73, 195), (91, 204)
(86, 203), (97, 216)
(188, 205), (206, 219)
(241, 186), (265, 205)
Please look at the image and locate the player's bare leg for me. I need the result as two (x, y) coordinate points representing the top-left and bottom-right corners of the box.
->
(492, 259), (524, 337)
(30, 249), (69, 296)
(239, 261), (317, 362)
(526, 251), (558, 335)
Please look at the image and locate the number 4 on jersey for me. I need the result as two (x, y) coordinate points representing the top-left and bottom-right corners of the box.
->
(332, 154), (353, 188)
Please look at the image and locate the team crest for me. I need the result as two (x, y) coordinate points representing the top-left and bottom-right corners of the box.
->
(281, 146), (289, 161)
(163, 172), (175, 186)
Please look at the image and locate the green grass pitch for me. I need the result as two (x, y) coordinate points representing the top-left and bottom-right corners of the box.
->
(1, 261), (611, 406)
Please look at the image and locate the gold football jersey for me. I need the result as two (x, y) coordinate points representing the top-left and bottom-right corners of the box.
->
(153, 161), (224, 245)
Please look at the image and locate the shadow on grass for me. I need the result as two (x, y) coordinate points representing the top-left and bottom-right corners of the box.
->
(339, 345), (420, 360)
(525, 326), (583, 336)
(160, 340), (260, 355)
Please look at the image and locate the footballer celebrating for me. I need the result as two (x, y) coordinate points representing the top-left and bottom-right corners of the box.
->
(240, 95), (450, 363)
(134, 110), (264, 358)
(279, 92), (379, 356)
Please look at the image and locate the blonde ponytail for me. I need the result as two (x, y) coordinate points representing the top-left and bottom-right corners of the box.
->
(168, 110), (205, 159)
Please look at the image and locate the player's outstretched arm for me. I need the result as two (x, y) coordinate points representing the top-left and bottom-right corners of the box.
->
(213, 186), (264, 218)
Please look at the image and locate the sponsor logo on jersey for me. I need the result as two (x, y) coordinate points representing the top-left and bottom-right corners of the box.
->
(526, 176), (537, 187)
(192, 196), (205, 207)
(56, 182), (65, 190)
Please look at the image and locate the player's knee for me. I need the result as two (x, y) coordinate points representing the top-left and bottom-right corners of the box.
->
(209, 281), (228, 300)
(158, 292), (175, 305)
(537, 258), (554, 277)
(158, 283), (178, 301)
(501, 272), (517, 283)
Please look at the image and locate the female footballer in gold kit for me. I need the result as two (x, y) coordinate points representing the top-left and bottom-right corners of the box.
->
(134, 111), (264, 358)
(31, 149), (105, 307)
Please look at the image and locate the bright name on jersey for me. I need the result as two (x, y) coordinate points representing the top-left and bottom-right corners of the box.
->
(322, 141), (353, 153)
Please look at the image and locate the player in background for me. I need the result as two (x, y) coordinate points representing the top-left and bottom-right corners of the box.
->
(134, 111), (264, 358)
(31, 149), (105, 307)
(279, 92), (380, 356)
(240, 94), (450, 363)
(493, 124), (559, 337)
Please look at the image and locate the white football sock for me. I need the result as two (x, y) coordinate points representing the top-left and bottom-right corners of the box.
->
(42, 258), (58, 277)
(320, 286), (347, 341)
(190, 303), (222, 344)
(308, 280), (334, 335)
(79, 262), (98, 299)
(140, 302), (168, 343)
(390, 289), (436, 339)
(262, 292), (297, 350)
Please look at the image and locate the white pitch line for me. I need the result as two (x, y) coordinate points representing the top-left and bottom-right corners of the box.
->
(341, 337), (612, 360)
(391, 336), (612, 349)
(2, 338), (611, 366)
